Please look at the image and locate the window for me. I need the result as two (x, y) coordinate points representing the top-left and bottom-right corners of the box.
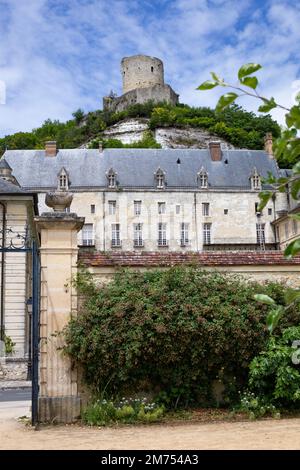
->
(285, 222), (289, 239)
(268, 208), (272, 215)
(250, 168), (261, 190)
(180, 223), (189, 246)
(108, 200), (116, 215)
(58, 168), (68, 191)
(203, 223), (211, 245)
(134, 200), (142, 216)
(202, 203), (210, 216)
(155, 168), (165, 189)
(176, 205), (181, 214)
(256, 223), (265, 244)
(111, 224), (121, 247)
(91, 204), (95, 214)
(107, 168), (116, 188)
(81, 224), (94, 246)
(197, 168), (208, 188)
(224, 209), (228, 215)
(133, 223), (143, 247)
(293, 219), (298, 235)
(158, 223), (167, 246)
(158, 202), (166, 214)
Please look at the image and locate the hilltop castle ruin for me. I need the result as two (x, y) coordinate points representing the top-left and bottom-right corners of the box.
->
(103, 55), (179, 112)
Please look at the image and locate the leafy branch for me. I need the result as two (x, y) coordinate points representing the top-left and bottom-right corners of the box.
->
(198, 62), (300, 259)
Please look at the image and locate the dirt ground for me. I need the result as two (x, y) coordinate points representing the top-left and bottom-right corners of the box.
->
(1, 402), (300, 450)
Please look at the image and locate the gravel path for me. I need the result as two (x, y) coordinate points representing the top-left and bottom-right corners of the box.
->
(1, 404), (300, 450)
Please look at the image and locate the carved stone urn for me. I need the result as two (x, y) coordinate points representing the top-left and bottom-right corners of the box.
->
(45, 190), (73, 212)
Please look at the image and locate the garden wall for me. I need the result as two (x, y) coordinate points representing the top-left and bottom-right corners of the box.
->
(79, 251), (300, 288)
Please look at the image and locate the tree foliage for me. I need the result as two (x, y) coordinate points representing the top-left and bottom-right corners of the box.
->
(0, 99), (281, 160)
(246, 326), (300, 409)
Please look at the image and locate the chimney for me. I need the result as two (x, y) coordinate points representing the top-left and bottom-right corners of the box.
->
(209, 141), (222, 161)
(45, 141), (57, 157)
(264, 133), (273, 157)
(99, 141), (103, 153)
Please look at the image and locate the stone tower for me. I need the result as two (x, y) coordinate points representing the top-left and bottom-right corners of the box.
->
(103, 54), (179, 112)
(121, 55), (164, 94)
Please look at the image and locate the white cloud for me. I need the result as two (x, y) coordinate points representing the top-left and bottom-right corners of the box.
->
(0, 0), (299, 137)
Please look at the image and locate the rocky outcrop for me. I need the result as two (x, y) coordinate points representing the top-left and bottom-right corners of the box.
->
(154, 126), (235, 149)
(99, 118), (236, 149)
(102, 118), (149, 144)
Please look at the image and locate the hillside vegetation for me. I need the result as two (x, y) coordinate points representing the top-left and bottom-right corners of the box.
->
(0, 101), (289, 165)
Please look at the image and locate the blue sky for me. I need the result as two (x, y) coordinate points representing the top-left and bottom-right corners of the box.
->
(0, 0), (299, 137)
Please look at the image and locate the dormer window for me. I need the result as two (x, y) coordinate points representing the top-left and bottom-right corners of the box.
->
(107, 168), (117, 188)
(58, 168), (69, 191)
(197, 168), (208, 189)
(155, 168), (165, 189)
(250, 168), (261, 190)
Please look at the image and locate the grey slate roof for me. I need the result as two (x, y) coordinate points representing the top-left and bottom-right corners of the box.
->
(0, 158), (12, 170)
(0, 177), (28, 194)
(4, 148), (280, 191)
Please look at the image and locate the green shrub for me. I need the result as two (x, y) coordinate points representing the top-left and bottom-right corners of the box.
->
(64, 267), (300, 408)
(4, 334), (15, 355)
(247, 326), (300, 409)
(82, 397), (165, 426)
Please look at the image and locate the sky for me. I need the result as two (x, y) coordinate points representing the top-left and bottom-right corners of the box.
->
(0, 0), (300, 137)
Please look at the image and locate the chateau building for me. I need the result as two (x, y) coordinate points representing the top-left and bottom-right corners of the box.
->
(4, 140), (291, 253)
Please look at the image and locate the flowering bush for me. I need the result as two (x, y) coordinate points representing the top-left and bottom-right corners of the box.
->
(64, 267), (300, 408)
(83, 397), (165, 426)
(238, 390), (279, 419)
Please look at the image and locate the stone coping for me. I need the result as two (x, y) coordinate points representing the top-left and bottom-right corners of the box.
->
(79, 250), (300, 267)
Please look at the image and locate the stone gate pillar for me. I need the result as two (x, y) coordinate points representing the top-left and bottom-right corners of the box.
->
(35, 211), (84, 423)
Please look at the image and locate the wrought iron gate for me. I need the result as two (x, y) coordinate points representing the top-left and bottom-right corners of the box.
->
(0, 229), (40, 426)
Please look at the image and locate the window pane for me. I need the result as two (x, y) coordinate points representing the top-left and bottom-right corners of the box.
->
(82, 224), (93, 246)
(284, 222), (289, 239)
(111, 223), (121, 247)
(134, 223), (143, 246)
(158, 202), (166, 214)
(293, 219), (298, 234)
(202, 203), (209, 216)
(158, 223), (167, 246)
(180, 223), (189, 245)
(134, 201), (142, 215)
(203, 223), (211, 244)
(108, 201), (116, 215)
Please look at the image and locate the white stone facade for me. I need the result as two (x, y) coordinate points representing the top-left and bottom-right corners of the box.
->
(38, 189), (277, 252)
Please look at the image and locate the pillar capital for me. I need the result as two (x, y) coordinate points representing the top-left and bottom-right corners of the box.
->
(34, 212), (84, 232)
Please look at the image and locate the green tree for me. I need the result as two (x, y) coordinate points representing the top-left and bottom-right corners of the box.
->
(72, 108), (85, 125)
